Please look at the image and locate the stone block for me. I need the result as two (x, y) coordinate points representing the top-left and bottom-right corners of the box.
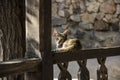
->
(87, 1), (100, 13)
(114, 0), (120, 3)
(70, 14), (81, 22)
(52, 17), (67, 26)
(52, 3), (58, 17)
(96, 12), (105, 20)
(58, 10), (69, 17)
(81, 13), (97, 23)
(100, 1), (116, 14)
(94, 20), (109, 31)
(116, 5), (120, 14)
(79, 22), (94, 30)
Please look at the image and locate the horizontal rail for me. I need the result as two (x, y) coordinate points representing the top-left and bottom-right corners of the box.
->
(0, 58), (41, 77)
(0, 47), (120, 77)
(53, 46), (120, 63)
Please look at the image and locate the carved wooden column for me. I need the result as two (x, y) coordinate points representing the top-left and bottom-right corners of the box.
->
(77, 60), (90, 80)
(97, 58), (108, 80)
(57, 63), (72, 80)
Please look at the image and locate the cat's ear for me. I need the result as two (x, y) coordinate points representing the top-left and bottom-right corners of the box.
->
(63, 29), (70, 36)
(53, 28), (58, 37)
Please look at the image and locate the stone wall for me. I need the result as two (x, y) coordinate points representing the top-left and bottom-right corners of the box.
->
(52, 0), (120, 49)
(52, 1), (120, 80)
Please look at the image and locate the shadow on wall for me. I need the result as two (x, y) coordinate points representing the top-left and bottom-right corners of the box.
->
(26, 0), (40, 58)
(26, 38), (41, 59)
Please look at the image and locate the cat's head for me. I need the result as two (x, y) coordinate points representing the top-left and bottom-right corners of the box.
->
(53, 29), (69, 48)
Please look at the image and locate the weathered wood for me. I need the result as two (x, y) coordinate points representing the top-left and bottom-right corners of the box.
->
(0, 58), (41, 77)
(53, 46), (120, 63)
(39, 0), (53, 80)
(97, 58), (108, 80)
(0, 0), (26, 80)
(77, 60), (90, 80)
(0, 30), (3, 62)
(0, 0), (26, 60)
(57, 63), (72, 80)
(25, 72), (42, 80)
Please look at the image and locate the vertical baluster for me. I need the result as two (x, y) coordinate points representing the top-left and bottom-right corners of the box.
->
(77, 59), (90, 80)
(97, 58), (108, 80)
(57, 62), (72, 80)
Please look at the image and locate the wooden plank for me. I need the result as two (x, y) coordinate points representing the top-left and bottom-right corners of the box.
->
(39, 0), (53, 80)
(0, 58), (41, 77)
(53, 46), (120, 63)
(0, 0), (26, 80)
(0, 0), (26, 60)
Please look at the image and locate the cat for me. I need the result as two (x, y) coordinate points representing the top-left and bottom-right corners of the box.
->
(53, 29), (82, 52)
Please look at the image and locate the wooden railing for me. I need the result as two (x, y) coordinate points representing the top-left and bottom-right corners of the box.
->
(0, 46), (120, 80)
(52, 46), (120, 80)
(0, 58), (41, 77)
(53, 46), (120, 63)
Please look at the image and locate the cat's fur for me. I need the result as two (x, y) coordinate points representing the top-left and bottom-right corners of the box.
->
(53, 29), (82, 52)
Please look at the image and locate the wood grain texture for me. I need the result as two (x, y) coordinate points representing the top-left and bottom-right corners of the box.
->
(0, 0), (26, 60)
(39, 0), (53, 80)
(97, 58), (108, 80)
(0, 0), (26, 80)
(0, 58), (41, 77)
(77, 60), (90, 80)
(53, 46), (120, 63)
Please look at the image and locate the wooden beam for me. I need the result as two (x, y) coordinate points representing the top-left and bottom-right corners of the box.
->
(0, 58), (41, 77)
(53, 46), (120, 63)
(0, 0), (26, 79)
(0, 0), (26, 60)
(39, 0), (53, 80)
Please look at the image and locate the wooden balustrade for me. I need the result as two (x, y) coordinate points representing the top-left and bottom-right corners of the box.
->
(52, 46), (120, 63)
(0, 58), (41, 77)
(52, 47), (120, 80)
(57, 63), (72, 80)
(97, 58), (108, 80)
(77, 60), (90, 80)
(0, 47), (120, 80)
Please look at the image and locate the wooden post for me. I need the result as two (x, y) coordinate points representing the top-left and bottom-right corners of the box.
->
(0, 0), (26, 60)
(39, 0), (53, 80)
(77, 60), (90, 80)
(97, 58), (108, 80)
(0, 0), (26, 80)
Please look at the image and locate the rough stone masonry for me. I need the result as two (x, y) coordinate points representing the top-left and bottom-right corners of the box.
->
(52, 1), (120, 80)
(52, 0), (120, 49)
